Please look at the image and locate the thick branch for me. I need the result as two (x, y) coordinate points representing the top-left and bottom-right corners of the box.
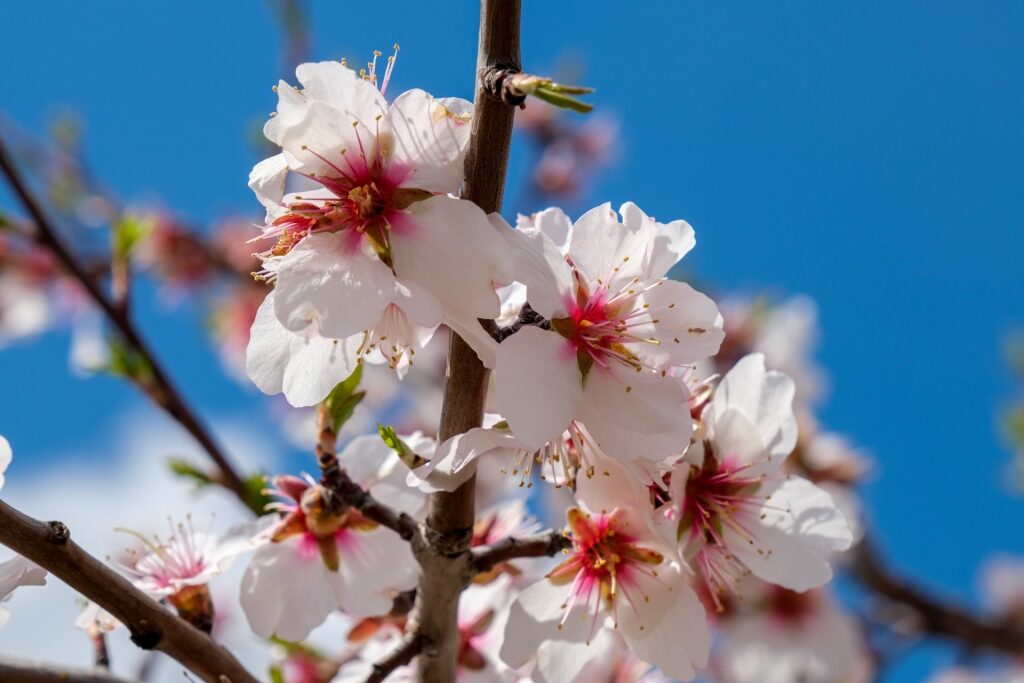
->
(0, 500), (259, 683)
(0, 138), (250, 506)
(364, 632), (424, 683)
(851, 536), (1024, 655)
(0, 658), (136, 683)
(471, 530), (571, 575)
(415, 2), (521, 681)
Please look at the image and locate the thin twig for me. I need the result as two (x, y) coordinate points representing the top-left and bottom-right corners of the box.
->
(0, 658), (136, 683)
(364, 632), (424, 683)
(471, 530), (571, 575)
(0, 137), (250, 506)
(850, 536), (1024, 656)
(315, 405), (419, 541)
(0, 499), (259, 683)
(91, 631), (111, 670)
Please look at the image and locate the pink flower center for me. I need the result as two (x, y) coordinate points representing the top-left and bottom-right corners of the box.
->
(548, 508), (663, 637)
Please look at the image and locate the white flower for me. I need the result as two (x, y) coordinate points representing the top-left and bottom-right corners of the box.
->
(246, 60), (513, 407)
(500, 454), (709, 682)
(494, 203), (723, 463)
(664, 354), (852, 607)
(240, 434), (425, 641)
(716, 585), (871, 683)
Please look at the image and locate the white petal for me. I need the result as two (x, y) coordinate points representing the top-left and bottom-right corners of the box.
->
(494, 326), (582, 451)
(619, 569), (709, 681)
(385, 90), (472, 194)
(445, 315), (500, 370)
(577, 366), (692, 462)
(619, 201), (696, 278)
(392, 196), (510, 320)
(0, 555), (46, 600)
(240, 541), (337, 641)
(245, 292), (358, 407)
(249, 153), (290, 213)
(631, 280), (724, 367)
(536, 637), (597, 683)
(333, 527), (419, 617)
(501, 580), (591, 670)
(508, 225), (574, 319)
(0, 435), (10, 491)
(708, 354), (798, 462)
(531, 207), (573, 253)
(729, 476), (853, 591)
(273, 233), (397, 339)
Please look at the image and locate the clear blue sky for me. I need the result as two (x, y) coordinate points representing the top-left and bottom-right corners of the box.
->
(1, 2), (1023, 680)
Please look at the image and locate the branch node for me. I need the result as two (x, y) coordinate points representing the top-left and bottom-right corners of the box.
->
(47, 521), (70, 545)
(129, 623), (163, 651)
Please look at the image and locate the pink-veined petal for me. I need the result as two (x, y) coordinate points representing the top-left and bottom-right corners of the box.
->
(385, 90), (472, 194)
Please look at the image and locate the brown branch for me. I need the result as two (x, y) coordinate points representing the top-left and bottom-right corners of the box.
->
(414, 2), (521, 681)
(850, 536), (1024, 656)
(364, 632), (424, 683)
(316, 405), (418, 542)
(0, 136), (250, 507)
(0, 499), (259, 683)
(0, 658), (136, 683)
(91, 631), (112, 670)
(471, 530), (571, 575)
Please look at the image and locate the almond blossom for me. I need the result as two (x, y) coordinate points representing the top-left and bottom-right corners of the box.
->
(246, 59), (513, 407)
(663, 354), (853, 607)
(500, 453), (709, 682)
(240, 434), (425, 641)
(494, 203), (723, 463)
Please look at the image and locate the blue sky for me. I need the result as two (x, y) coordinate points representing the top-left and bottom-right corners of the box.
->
(1, 1), (1023, 680)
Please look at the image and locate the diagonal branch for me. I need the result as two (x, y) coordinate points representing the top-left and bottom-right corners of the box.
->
(0, 499), (259, 683)
(471, 530), (571, 575)
(0, 136), (250, 507)
(0, 659), (136, 683)
(364, 631), (424, 683)
(850, 535), (1024, 656)
(0, 658), (137, 683)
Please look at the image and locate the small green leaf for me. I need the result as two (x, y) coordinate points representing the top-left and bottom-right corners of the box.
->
(323, 365), (365, 433)
(269, 666), (285, 683)
(509, 74), (595, 114)
(242, 472), (274, 515)
(167, 458), (215, 487)
(112, 212), (152, 260)
(532, 85), (594, 114)
(103, 336), (154, 383)
(378, 423), (428, 469)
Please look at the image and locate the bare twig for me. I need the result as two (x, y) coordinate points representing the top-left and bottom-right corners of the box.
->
(414, 3), (521, 681)
(0, 658), (136, 683)
(0, 499), (259, 683)
(91, 631), (111, 670)
(364, 632), (424, 683)
(851, 536), (1024, 656)
(0, 137), (251, 507)
(472, 530), (571, 575)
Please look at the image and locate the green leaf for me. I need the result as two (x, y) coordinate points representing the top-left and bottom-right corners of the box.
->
(532, 85), (594, 114)
(167, 458), (215, 487)
(242, 472), (274, 515)
(510, 75), (595, 114)
(378, 423), (428, 469)
(269, 666), (285, 683)
(112, 212), (152, 260)
(323, 364), (365, 433)
(103, 336), (154, 383)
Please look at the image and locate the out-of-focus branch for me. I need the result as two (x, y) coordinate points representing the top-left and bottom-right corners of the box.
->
(472, 530), (571, 575)
(0, 499), (259, 683)
(364, 632), (424, 683)
(0, 136), (251, 507)
(0, 658), (135, 683)
(851, 536), (1024, 656)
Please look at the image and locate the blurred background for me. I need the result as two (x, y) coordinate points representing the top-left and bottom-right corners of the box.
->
(1, 1), (1022, 681)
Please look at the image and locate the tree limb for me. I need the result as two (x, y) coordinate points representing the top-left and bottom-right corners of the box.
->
(0, 137), (251, 507)
(0, 499), (259, 683)
(0, 658), (136, 683)
(414, 2), (521, 681)
(471, 530), (571, 575)
(850, 536), (1024, 656)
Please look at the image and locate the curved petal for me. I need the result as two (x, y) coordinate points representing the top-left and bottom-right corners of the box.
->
(392, 196), (509, 320)
(729, 476), (853, 591)
(273, 233), (397, 339)
(708, 353), (798, 462)
(620, 568), (709, 681)
(508, 225), (573, 319)
(631, 280), (724, 368)
(494, 326), (581, 451)
(620, 201), (696, 278)
(249, 153), (290, 214)
(577, 365), (692, 462)
(385, 90), (472, 194)
(333, 527), (419, 617)
(0, 435), (10, 490)
(246, 293), (359, 407)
